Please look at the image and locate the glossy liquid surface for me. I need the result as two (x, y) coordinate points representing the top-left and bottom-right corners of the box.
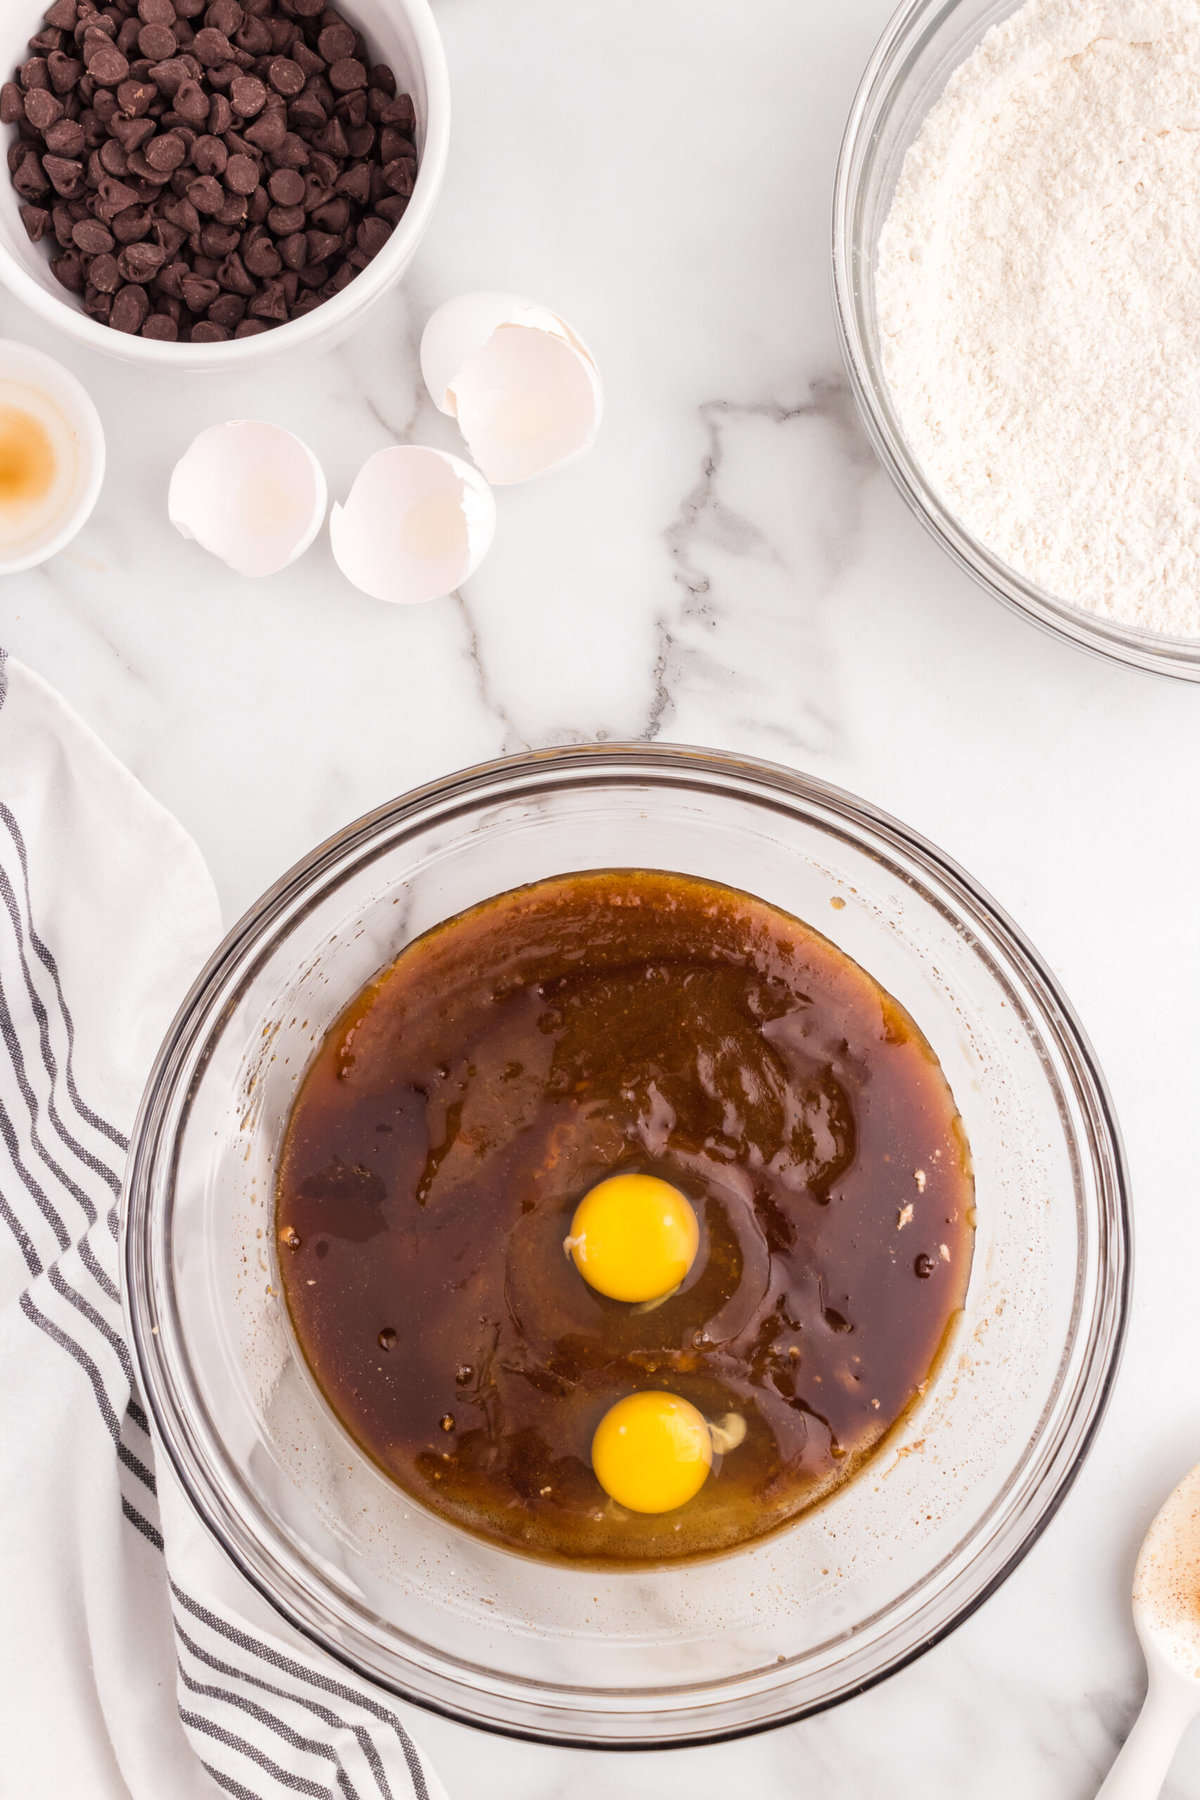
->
(0, 404), (55, 513)
(277, 870), (974, 1563)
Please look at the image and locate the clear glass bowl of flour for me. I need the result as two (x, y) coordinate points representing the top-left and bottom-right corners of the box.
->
(834, 0), (1200, 681)
(124, 745), (1130, 1744)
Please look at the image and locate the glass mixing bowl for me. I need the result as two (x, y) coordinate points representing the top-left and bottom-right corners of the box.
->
(833, 0), (1200, 681)
(124, 745), (1130, 1746)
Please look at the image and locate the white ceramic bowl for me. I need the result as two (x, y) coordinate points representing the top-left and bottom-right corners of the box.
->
(0, 338), (104, 572)
(0, 0), (450, 373)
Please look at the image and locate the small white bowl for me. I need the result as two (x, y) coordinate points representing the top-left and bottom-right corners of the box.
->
(0, 0), (450, 374)
(0, 340), (105, 574)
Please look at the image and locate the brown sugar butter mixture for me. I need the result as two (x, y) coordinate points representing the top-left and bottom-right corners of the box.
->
(277, 869), (974, 1564)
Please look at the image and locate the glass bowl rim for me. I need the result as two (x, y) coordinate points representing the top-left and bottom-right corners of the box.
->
(831, 0), (1200, 681)
(123, 741), (1132, 1748)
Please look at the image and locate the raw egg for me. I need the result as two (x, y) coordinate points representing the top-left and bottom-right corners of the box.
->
(566, 1172), (699, 1303)
(591, 1391), (712, 1514)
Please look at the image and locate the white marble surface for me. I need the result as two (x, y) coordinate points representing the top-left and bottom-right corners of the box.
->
(4, 0), (1200, 1792)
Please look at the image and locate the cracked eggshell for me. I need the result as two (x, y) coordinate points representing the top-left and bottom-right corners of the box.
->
(168, 420), (326, 578)
(419, 291), (603, 485)
(329, 445), (496, 606)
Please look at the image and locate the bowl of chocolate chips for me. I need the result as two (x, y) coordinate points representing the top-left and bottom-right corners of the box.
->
(0, 0), (449, 365)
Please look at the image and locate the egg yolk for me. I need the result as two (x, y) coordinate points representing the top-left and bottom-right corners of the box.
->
(566, 1173), (699, 1303)
(591, 1391), (713, 1513)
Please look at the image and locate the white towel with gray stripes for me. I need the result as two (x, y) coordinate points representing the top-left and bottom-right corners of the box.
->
(0, 652), (446, 1800)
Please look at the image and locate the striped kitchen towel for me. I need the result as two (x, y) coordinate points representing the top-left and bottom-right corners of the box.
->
(0, 651), (445, 1800)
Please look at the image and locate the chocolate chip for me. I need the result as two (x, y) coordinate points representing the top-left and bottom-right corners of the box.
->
(111, 202), (151, 241)
(47, 51), (84, 93)
(46, 117), (87, 157)
(335, 89), (366, 128)
(190, 133), (224, 174)
(334, 162), (367, 204)
(72, 215), (113, 253)
(162, 194), (200, 233)
(137, 23), (176, 59)
(173, 77), (209, 125)
(378, 127), (412, 166)
(147, 54), (191, 95)
(138, 0), (176, 22)
(277, 227), (305, 267)
(19, 203), (51, 242)
(378, 94), (414, 132)
(309, 195), (347, 234)
(305, 227), (339, 263)
(145, 129), (187, 171)
(189, 318), (228, 341)
(267, 202), (304, 234)
(20, 56), (50, 91)
(382, 158), (413, 197)
(12, 151), (48, 201)
(0, 82), (23, 124)
(207, 91), (232, 133)
(247, 275), (286, 319)
(116, 78), (156, 116)
(317, 23), (355, 62)
(88, 249), (120, 290)
(289, 90), (324, 131)
(224, 151), (258, 193)
(207, 290), (244, 327)
(313, 116), (347, 159)
(50, 248), (85, 290)
(267, 55), (303, 96)
(117, 237), (165, 281)
(199, 220), (239, 253)
(243, 103), (285, 151)
(328, 56), (365, 94)
(86, 42), (128, 84)
(153, 217), (186, 254)
(235, 16), (271, 56)
(215, 188), (247, 225)
(52, 202), (77, 248)
(271, 130), (308, 169)
(43, 154), (84, 196)
(142, 311), (178, 339)
(207, 0), (244, 37)
(109, 281), (148, 331)
(266, 164), (302, 206)
(355, 213), (388, 258)
(46, 0), (80, 28)
(181, 272), (219, 310)
(242, 230), (279, 276)
(187, 172), (224, 213)
(374, 193), (407, 226)
(217, 248), (253, 293)
(229, 71), (265, 116)
(192, 26), (234, 66)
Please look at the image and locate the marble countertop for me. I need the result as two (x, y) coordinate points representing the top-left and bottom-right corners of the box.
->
(5, 0), (1200, 1793)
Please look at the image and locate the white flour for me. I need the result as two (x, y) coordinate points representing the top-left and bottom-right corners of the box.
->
(876, 0), (1200, 636)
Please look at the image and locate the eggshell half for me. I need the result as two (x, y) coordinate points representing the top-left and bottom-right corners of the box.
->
(168, 420), (327, 578)
(329, 445), (497, 605)
(419, 291), (603, 485)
